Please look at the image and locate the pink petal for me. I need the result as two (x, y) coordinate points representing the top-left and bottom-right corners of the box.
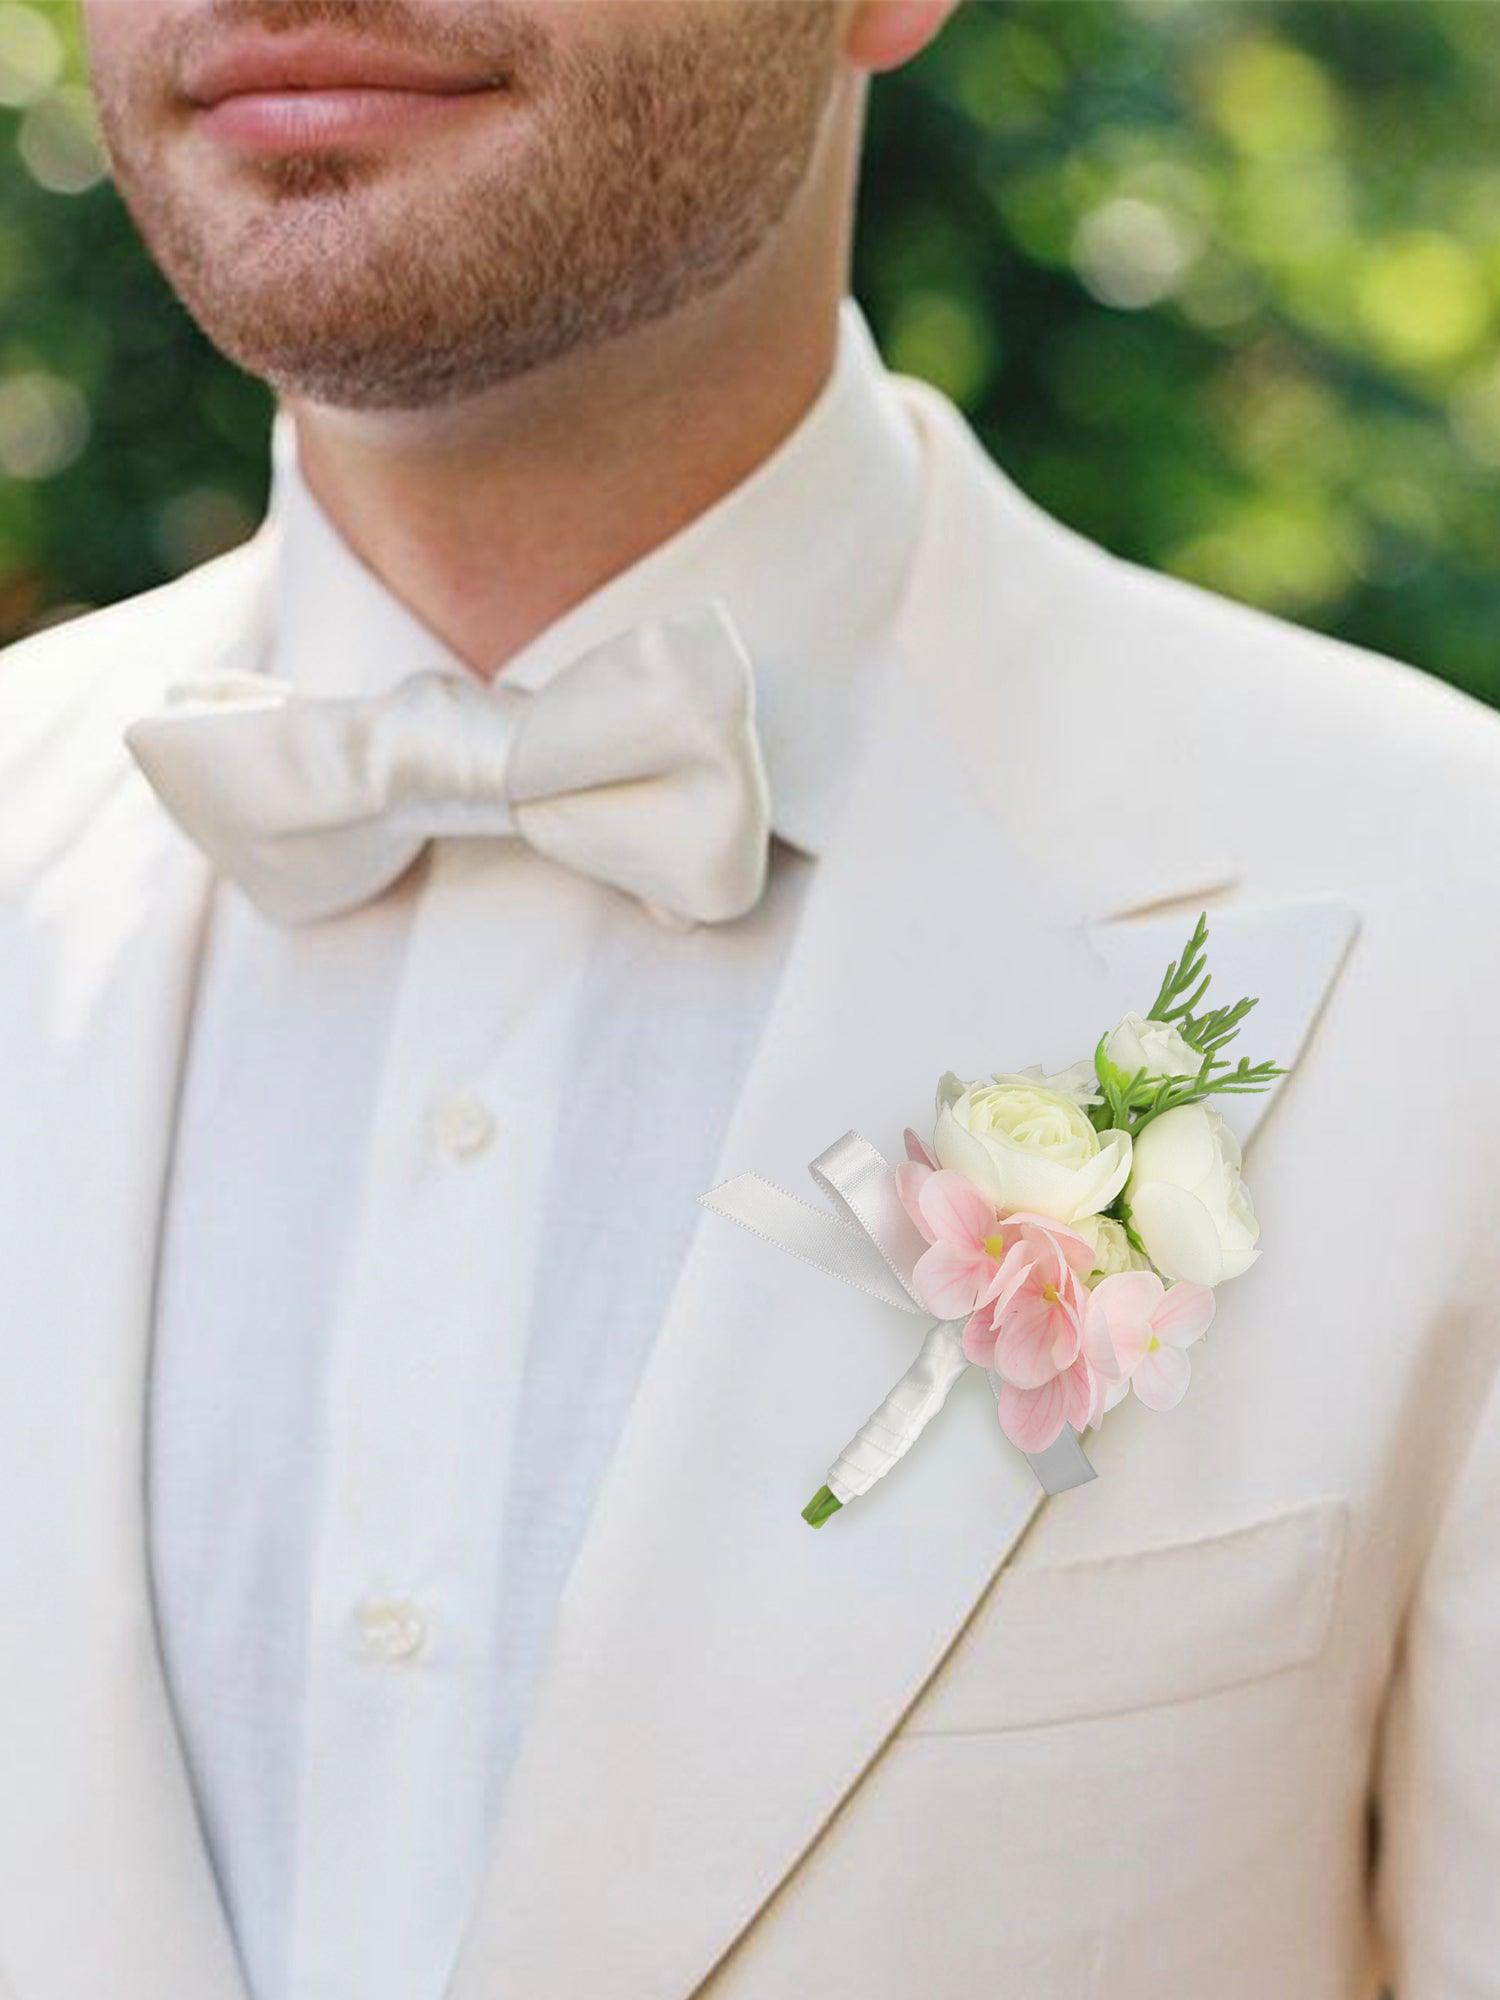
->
(1152, 1281), (1216, 1349)
(1053, 1224), (1100, 1278)
(904, 1128), (940, 1170)
(1131, 1342), (1193, 1411)
(912, 1239), (990, 1319)
(1095, 1268), (1165, 1319)
(895, 1160), (936, 1243)
(1083, 1270), (1164, 1378)
(1082, 1359), (1109, 1429)
(994, 1292), (1078, 1389)
(1102, 1374), (1132, 1413)
(981, 1239), (1033, 1315)
(962, 1302), (999, 1366)
(1050, 1301), (1083, 1372)
(1004, 1213), (1097, 1278)
(1058, 1264), (1091, 1322)
(918, 1169), (997, 1251)
(1059, 1355), (1097, 1433)
(996, 1375), (1068, 1453)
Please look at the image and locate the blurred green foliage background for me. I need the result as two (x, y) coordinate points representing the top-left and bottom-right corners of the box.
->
(1, 0), (1497, 707)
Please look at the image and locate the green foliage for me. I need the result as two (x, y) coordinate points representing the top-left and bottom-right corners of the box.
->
(1092, 912), (1283, 1140)
(1144, 912), (1215, 1028)
(0, 1), (270, 635)
(0, 0), (1497, 708)
(859, 0), (1500, 709)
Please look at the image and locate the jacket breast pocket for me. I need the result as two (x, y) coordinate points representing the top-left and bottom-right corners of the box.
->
(900, 1493), (1350, 1736)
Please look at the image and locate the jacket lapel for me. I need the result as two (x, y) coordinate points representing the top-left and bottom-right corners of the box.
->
(447, 384), (1359, 2000)
(0, 556), (271, 1998)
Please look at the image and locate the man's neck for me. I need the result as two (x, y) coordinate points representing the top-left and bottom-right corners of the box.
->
(287, 269), (843, 681)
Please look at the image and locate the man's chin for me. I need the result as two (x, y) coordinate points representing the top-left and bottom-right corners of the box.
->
(176, 297), (464, 411)
(159, 243), (550, 412)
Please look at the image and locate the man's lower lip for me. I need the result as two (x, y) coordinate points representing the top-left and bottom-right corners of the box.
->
(195, 87), (500, 151)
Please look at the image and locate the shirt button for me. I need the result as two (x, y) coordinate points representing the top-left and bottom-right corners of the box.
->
(430, 1091), (496, 1160)
(356, 1597), (429, 1663)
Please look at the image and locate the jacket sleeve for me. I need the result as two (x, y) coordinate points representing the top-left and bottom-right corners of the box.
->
(1373, 1365), (1500, 1995)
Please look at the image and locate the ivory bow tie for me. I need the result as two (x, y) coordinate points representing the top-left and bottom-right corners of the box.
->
(124, 600), (773, 928)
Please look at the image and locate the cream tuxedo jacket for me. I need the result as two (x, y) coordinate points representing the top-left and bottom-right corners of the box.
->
(2, 373), (1498, 2000)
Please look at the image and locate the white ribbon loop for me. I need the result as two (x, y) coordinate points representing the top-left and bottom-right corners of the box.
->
(808, 1131), (930, 1306)
(701, 1134), (1096, 1501)
(700, 1133), (919, 1314)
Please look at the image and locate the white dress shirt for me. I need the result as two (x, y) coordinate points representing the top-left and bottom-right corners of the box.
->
(145, 296), (925, 2000)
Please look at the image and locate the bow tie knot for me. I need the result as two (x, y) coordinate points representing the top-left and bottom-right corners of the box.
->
(124, 600), (773, 928)
(354, 673), (528, 833)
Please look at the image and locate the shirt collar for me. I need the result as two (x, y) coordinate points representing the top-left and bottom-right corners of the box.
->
(268, 295), (925, 856)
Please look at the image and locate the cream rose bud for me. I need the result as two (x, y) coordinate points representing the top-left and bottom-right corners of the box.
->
(1126, 1102), (1260, 1286)
(1104, 1011), (1202, 1082)
(1087, 1216), (1148, 1285)
(933, 1071), (1131, 1228)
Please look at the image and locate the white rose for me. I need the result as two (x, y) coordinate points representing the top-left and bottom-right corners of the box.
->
(1104, 1011), (1202, 1082)
(933, 1071), (1131, 1228)
(1087, 1216), (1149, 1286)
(1126, 1102), (1259, 1286)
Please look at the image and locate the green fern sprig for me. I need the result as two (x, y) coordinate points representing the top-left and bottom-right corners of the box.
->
(1092, 914), (1285, 1135)
(1144, 912), (1211, 1025)
(1181, 993), (1258, 1053)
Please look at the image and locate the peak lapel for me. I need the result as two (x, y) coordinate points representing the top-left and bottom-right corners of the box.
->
(0, 553), (273, 1999)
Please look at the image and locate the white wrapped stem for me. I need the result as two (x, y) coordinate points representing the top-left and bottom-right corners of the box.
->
(702, 1133), (1097, 1513)
(826, 1320), (969, 1504)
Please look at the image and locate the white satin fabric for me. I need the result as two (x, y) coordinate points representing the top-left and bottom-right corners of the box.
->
(143, 295), (926, 2000)
(124, 601), (772, 929)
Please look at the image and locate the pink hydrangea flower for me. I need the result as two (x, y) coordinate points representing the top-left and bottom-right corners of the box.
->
(897, 1162), (1025, 1320)
(961, 1213), (1100, 1452)
(1083, 1270), (1216, 1411)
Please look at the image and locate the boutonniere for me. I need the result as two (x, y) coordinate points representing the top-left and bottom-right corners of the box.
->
(702, 916), (1282, 1526)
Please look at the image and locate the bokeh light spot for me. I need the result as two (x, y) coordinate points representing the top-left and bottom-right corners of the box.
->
(1201, 38), (1339, 161)
(885, 290), (996, 406)
(0, 3), (62, 108)
(1356, 232), (1492, 371)
(1073, 197), (1201, 310)
(17, 84), (105, 194)
(0, 370), (89, 479)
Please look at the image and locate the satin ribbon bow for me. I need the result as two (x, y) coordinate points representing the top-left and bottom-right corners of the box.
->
(703, 1132), (1098, 1505)
(124, 599), (773, 929)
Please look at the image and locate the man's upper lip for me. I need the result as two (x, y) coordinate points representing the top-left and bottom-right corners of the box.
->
(182, 30), (502, 105)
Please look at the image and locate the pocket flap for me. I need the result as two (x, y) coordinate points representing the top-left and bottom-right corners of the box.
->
(905, 1494), (1350, 1735)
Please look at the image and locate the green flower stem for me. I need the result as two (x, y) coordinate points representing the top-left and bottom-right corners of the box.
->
(802, 1484), (843, 1528)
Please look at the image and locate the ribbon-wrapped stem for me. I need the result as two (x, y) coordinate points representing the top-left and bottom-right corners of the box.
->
(803, 1319), (970, 1526)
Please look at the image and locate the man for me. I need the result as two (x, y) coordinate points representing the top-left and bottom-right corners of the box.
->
(0, 1), (1495, 1995)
